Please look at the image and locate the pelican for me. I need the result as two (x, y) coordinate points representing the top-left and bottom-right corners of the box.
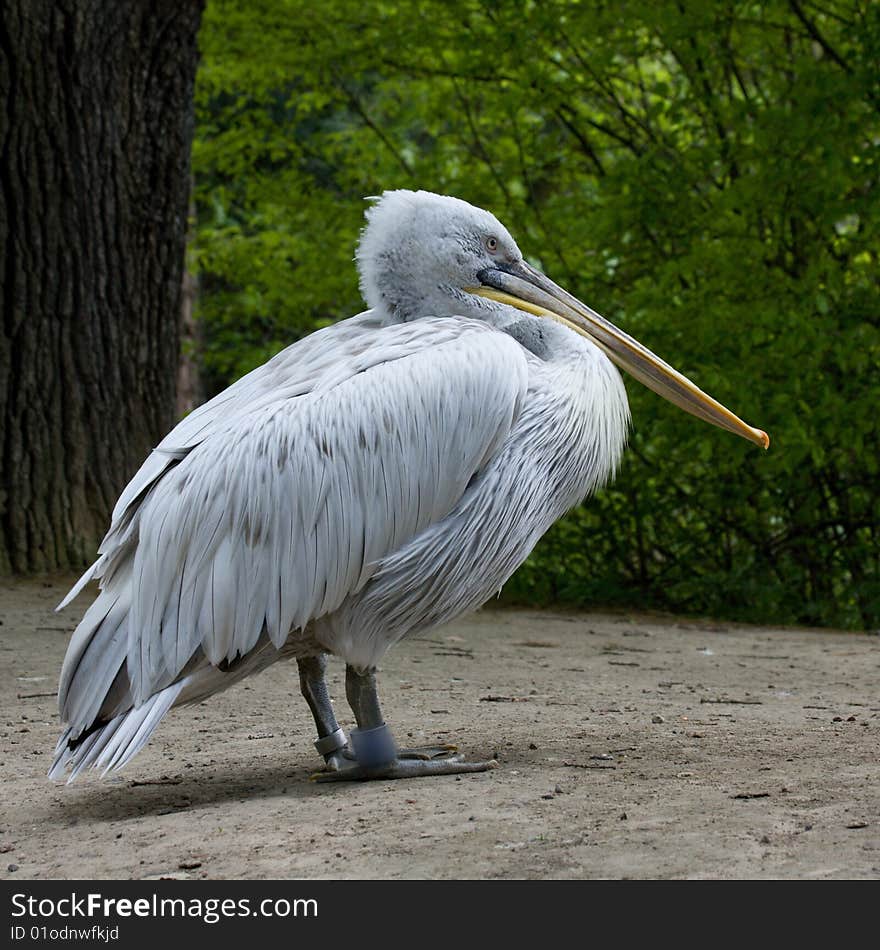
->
(50, 190), (768, 783)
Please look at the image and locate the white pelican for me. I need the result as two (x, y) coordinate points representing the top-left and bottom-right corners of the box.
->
(50, 190), (767, 782)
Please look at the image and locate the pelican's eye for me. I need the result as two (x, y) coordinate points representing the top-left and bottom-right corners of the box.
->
(485, 236), (499, 253)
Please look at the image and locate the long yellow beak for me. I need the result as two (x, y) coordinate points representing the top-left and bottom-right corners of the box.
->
(471, 262), (769, 450)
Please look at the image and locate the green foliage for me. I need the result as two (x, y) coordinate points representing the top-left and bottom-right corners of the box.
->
(193, 0), (880, 629)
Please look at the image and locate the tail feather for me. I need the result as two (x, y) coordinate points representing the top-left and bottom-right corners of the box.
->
(52, 543), (292, 782)
(59, 585), (131, 732)
(49, 679), (185, 782)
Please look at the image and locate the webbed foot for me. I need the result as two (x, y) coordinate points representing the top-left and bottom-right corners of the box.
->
(310, 724), (496, 782)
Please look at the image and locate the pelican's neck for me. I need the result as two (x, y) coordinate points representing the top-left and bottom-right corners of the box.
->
(372, 284), (516, 328)
(502, 314), (603, 365)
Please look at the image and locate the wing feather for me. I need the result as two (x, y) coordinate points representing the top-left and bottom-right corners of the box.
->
(117, 317), (527, 703)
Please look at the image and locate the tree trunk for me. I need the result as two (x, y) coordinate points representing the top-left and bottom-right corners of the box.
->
(0, 0), (204, 573)
(176, 192), (202, 418)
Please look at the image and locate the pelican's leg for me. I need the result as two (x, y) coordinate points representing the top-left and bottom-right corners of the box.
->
(297, 655), (349, 771)
(312, 664), (497, 782)
(347, 666), (456, 761)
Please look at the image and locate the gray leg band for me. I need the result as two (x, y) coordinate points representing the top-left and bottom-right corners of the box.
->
(314, 727), (348, 757)
(350, 723), (397, 768)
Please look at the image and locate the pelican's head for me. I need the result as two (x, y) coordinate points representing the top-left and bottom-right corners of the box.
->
(357, 189), (768, 449)
(357, 189), (524, 323)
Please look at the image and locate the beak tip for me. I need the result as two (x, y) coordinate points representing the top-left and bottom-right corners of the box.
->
(756, 429), (770, 450)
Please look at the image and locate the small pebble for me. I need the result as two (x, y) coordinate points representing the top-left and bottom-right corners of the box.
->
(7, 864), (18, 872)
(652, 715), (665, 724)
(846, 820), (868, 829)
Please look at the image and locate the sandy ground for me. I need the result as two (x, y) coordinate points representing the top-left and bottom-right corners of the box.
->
(0, 574), (878, 880)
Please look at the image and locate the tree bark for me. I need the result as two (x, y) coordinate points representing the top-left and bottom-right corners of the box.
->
(176, 192), (202, 418)
(0, 0), (204, 573)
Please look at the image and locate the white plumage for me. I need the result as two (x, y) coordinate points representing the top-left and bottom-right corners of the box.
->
(51, 190), (764, 782)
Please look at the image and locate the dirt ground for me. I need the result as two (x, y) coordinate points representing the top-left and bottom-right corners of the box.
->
(0, 574), (878, 880)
